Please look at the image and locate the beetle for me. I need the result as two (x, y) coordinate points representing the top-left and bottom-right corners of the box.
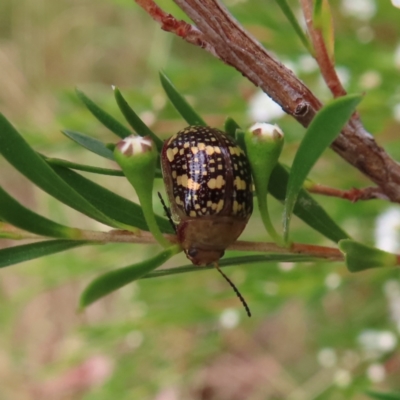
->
(160, 125), (253, 266)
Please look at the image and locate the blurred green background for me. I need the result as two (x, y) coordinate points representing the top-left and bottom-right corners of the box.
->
(1, 0), (400, 399)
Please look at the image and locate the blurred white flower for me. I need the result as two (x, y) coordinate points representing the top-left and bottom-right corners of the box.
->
(358, 70), (382, 89)
(278, 262), (295, 272)
(392, 0), (400, 8)
(317, 348), (337, 368)
(357, 26), (375, 43)
(297, 54), (319, 74)
(395, 43), (400, 69)
(341, 0), (377, 20)
(334, 369), (352, 387)
(393, 103), (400, 123)
(336, 66), (351, 88)
(358, 329), (398, 358)
(383, 280), (400, 332)
(219, 308), (240, 329)
(375, 207), (400, 252)
(325, 273), (342, 290)
(248, 91), (285, 122)
(367, 363), (386, 383)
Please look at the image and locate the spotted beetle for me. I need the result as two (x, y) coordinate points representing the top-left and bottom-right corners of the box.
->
(161, 126), (253, 266)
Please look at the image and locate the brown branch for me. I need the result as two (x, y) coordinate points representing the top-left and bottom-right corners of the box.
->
(306, 184), (389, 202)
(1, 225), (343, 261)
(134, 0), (400, 203)
(135, 0), (218, 56)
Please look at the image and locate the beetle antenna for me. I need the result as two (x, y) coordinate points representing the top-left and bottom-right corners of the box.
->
(157, 192), (177, 233)
(214, 263), (251, 317)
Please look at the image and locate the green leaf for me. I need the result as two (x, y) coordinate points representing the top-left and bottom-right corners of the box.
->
(143, 253), (319, 279)
(270, 163), (349, 243)
(159, 71), (207, 126)
(274, 0), (312, 53)
(113, 87), (164, 152)
(44, 156), (124, 176)
(366, 391), (400, 400)
(284, 94), (362, 241)
(0, 240), (89, 269)
(80, 244), (181, 307)
(0, 113), (132, 230)
(50, 165), (174, 234)
(339, 239), (398, 272)
(75, 88), (132, 138)
(61, 130), (115, 160)
(224, 117), (241, 138)
(0, 185), (82, 238)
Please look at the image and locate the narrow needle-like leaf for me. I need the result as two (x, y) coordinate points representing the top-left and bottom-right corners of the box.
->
(0, 113), (137, 231)
(0, 240), (90, 269)
(80, 245), (181, 308)
(75, 88), (132, 138)
(113, 87), (164, 152)
(274, 0), (312, 52)
(143, 253), (320, 279)
(284, 94), (362, 242)
(61, 130), (115, 160)
(0, 185), (82, 238)
(159, 72), (207, 126)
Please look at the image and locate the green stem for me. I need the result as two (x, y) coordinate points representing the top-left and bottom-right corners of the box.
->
(136, 187), (171, 248)
(257, 192), (285, 247)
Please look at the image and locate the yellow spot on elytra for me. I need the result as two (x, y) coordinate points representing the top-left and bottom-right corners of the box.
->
(175, 196), (182, 205)
(217, 165), (223, 170)
(172, 171), (177, 179)
(214, 146), (221, 154)
(166, 148), (175, 162)
(208, 178), (216, 189)
(234, 176), (246, 190)
(216, 199), (224, 212)
(179, 148), (184, 155)
(202, 171), (207, 176)
(181, 174), (188, 187)
(233, 200), (239, 214)
(173, 147), (179, 155)
(198, 143), (206, 150)
(211, 202), (217, 210)
(206, 145), (214, 155)
(216, 175), (225, 189)
(191, 147), (199, 154)
(229, 146), (241, 156)
(184, 142), (190, 148)
(187, 178), (200, 190)
(207, 200), (212, 207)
(208, 176), (225, 189)
(195, 204), (200, 210)
(202, 207), (207, 213)
(190, 210), (197, 217)
(210, 167), (215, 173)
